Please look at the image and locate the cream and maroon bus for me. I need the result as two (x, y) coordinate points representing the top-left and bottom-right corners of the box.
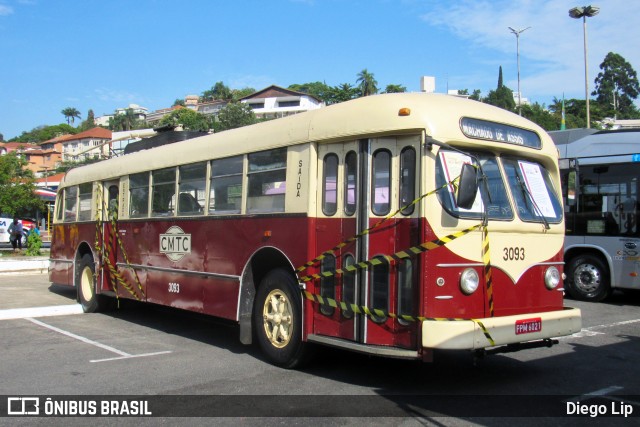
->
(49, 93), (581, 368)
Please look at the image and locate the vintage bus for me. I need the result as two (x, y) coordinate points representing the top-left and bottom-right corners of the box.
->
(49, 93), (581, 367)
(558, 129), (640, 301)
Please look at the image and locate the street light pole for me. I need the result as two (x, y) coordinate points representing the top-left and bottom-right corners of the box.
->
(569, 5), (600, 129)
(509, 26), (531, 115)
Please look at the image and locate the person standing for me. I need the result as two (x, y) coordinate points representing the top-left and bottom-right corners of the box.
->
(7, 218), (23, 252)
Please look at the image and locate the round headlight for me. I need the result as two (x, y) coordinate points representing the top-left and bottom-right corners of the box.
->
(460, 268), (480, 295)
(545, 266), (561, 290)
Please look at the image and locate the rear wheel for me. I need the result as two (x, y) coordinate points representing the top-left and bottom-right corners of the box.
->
(565, 254), (611, 302)
(76, 253), (112, 312)
(253, 269), (309, 368)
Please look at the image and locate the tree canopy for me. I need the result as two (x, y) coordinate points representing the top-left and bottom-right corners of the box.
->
(9, 124), (78, 143)
(0, 152), (43, 217)
(593, 52), (640, 119)
(61, 107), (81, 125)
(356, 69), (378, 97)
(214, 102), (257, 132)
(159, 108), (213, 132)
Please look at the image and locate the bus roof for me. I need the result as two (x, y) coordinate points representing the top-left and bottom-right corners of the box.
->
(558, 128), (640, 160)
(61, 93), (550, 187)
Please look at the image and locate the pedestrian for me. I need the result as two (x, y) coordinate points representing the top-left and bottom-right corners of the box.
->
(7, 218), (23, 252)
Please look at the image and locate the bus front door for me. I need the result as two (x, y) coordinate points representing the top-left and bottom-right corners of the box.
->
(313, 137), (421, 350)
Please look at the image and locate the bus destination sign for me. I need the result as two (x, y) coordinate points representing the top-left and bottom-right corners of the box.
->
(460, 117), (541, 148)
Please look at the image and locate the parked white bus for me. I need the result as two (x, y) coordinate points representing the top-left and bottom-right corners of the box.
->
(558, 129), (640, 301)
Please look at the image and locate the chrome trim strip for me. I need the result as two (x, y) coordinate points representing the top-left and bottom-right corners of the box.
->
(434, 296), (454, 300)
(307, 334), (419, 360)
(118, 263), (240, 281)
(49, 258), (73, 264)
(436, 263), (484, 268)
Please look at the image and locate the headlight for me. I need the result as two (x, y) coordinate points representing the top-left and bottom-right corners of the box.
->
(460, 268), (480, 295)
(544, 266), (561, 290)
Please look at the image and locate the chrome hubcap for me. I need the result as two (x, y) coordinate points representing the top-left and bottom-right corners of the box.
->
(574, 263), (601, 293)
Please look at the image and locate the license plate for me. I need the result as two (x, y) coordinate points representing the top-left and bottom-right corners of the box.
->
(515, 317), (542, 335)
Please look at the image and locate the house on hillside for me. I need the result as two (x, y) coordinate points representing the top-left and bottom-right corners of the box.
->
(240, 85), (324, 119)
(60, 127), (112, 161)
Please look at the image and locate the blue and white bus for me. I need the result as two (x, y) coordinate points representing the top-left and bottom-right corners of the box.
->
(558, 129), (640, 301)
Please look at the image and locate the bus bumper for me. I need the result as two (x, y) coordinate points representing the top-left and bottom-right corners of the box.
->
(421, 307), (582, 350)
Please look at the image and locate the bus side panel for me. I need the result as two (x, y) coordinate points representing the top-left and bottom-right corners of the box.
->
(48, 224), (79, 288)
(118, 216), (309, 321)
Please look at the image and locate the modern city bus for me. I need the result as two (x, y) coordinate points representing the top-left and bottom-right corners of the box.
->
(558, 129), (640, 301)
(49, 93), (581, 367)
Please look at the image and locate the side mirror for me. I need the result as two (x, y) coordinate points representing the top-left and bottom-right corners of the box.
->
(456, 163), (479, 210)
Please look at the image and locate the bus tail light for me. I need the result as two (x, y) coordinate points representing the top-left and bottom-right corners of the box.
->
(460, 268), (479, 295)
(544, 266), (561, 290)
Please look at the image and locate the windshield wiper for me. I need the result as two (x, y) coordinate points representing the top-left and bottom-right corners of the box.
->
(515, 173), (550, 230)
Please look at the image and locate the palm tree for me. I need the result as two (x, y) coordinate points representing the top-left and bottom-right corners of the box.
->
(356, 69), (378, 97)
(61, 107), (81, 125)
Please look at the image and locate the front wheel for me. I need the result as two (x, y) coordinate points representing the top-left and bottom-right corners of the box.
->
(565, 254), (611, 302)
(253, 269), (309, 368)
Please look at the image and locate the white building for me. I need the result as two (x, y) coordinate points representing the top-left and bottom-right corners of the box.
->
(240, 85), (324, 119)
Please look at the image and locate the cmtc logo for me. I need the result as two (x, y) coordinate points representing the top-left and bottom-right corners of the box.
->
(160, 226), (191, 262)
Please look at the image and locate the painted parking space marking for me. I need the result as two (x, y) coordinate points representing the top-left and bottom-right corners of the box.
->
(26, 317), (172, 362)
(557, 318), (640, 340)
(0, 304), (83, 320)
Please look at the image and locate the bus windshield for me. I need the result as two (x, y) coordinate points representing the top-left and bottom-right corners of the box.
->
(436, 150), (563, 224)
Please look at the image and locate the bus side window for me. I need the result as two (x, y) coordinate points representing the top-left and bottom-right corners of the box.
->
(64, 186), (78, 222)
(152, 168), (176, 217)
(397, 258), (416, 324)
(247, 148), (287, 213)
(77, 183), (93, 221)
(210, 156), (243, 214)
(178, 162), (206, 216)
(130, 172), (150, 218)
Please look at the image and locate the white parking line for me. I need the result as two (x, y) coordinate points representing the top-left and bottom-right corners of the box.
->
(26, 317), (172, 362)
(0, 304), (83, 320)
(558, 318), (640, 340)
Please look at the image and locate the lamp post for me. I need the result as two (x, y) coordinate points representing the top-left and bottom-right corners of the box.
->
(508, 26), (531, 115)
(569, 5), (600, 128)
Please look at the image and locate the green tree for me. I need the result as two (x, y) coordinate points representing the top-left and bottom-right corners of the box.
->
(79, 109), (96, 131)
(214, 102), (256, 132)
(9, 124), (77, 143)
(330, 83), (359, 104)
(288, 81), (333, 102)
(356, 69), (378, 97)
(382, 84), (407, 93)
(593, 52), (640, 118)
(0, 152), (43, 217)
(484, 66), (516, 111)
(458, 89), (482, 101)
(173, 99), (186, 107)
(520, 103), (559, 131)
(159, 108), (213, 131)
(61, 107), (81, 125)
(202, 81), (233, 102)
(231, 87), (257, 101)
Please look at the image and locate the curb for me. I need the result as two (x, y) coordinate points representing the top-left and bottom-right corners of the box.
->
(0, 258), (50, 275)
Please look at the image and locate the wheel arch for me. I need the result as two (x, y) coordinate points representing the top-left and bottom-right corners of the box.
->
(237, 246), (298, 345)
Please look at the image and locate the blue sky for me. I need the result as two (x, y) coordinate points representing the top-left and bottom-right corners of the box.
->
(1, 0), (638, 140)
